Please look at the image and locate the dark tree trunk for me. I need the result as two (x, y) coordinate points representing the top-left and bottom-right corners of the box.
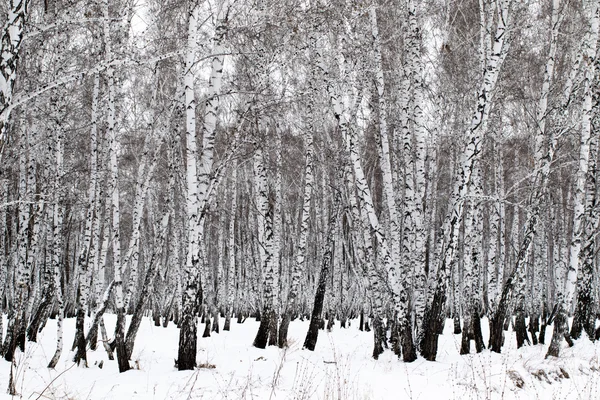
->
(420, 284), (446, 361)
(515, 308), (530, 348)
(359, 310), (364, 331)
(278, 310), (291, 348)
(253, 307), (271, 348)
(27, 293), (52, 343)
(177, 278), (202, 370)
(223, 307), (231, 331)
(115, 307), (130, 372)
(453, 313), (462, 334)
(503, 315), (511, 331)
(2, 310), (24, 362)
(303, 193), (340, 351)
(371, 314), (385, 359)
(529, 314), (539, 345)
(473, 312), (485, 352)
(203, 314), (212, 338)
(546, 305), (574, 358)
(153, 301), (161, 327)
(100, 319), (114, 360)
(570, 280), (595, 340)
(73, 308), (88, 366)
(390, 317), (400, 356)
(212, 307), (219, 333)
(326, 313), (334, 331)
(88, 323), (99, 351)
(178, 312), (198, 370)
(460, 308), (485, 354)
(85, 280), (115, 349)
(125, 241), (165, 361)
(400, 310), (417, 362)
(267, 310), (278, 346)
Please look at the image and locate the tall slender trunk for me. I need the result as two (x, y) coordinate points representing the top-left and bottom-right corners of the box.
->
(73, 75), (100, 366)
(253, 145), (276, 348)
(547, 0), (599, 358)
(125, 213), (170, 359)
(370, 6), (415, 362)
(304, 192), (341, 351)
(0, 0), (31, 152)
(178, 2), (202, 371)
(279, 129), (314, 347)
(224, 167), (237, 332)
(3, 125), (33, 362)
(102, 0), (129, 373)
(47, 119), (65, 368)
(570, 124), (598, 340)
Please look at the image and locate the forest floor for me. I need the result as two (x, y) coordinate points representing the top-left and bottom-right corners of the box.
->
(1, 315), (599, 400)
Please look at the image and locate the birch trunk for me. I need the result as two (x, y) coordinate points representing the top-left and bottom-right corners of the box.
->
(252, 144), (276, 348)
(102, 0), (129, 373)
(0, 0), (31, 151)
(73, 75), (100, 366)
(547, 0), (600, 357)
(47, 121), (65, 368)
(3, 125), (33, 362)
(178, 2), (202, 371)
(303, 192), (341, 351)
(279, 128), (314, 347)
(224, 167), (237, 332)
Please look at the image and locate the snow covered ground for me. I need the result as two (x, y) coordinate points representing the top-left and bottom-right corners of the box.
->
(1, 315), (600, 400)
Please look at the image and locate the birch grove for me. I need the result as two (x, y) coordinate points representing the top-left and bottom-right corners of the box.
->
(0, 0), (600, 382)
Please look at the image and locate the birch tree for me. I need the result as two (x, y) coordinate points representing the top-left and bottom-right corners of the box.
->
(177, 1), (202, 371)
(421, 0), (511, 361)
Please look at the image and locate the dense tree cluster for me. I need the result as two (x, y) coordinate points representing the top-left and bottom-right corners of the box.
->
(0, 0), (599, 383)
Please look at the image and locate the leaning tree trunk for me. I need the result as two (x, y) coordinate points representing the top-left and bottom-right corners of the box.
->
(421, 0), (511, 361)
(304, 192), (341, 351)
(547, 0), (599, 358)
(125, 213), (169, 359)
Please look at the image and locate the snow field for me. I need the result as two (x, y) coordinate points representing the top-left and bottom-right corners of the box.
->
(1, 315), (600, 399)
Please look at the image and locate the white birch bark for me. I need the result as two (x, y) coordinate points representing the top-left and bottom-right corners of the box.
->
(103, 0), (129, 372)
(252, 143), (276, 348)
(271, 126), (283, 318)
(370, 7), (404, 326)
(290, 130), (314, 312)
(0, 0), (31, 152)
(48, 118), (65, 368)
(405, 0), (428, 332)
(178, 2), (201, 371)
(198, 10), (228, 209)
(564, 0), (599, 306)
(224, 166), (237, 329)
(73, 72), (100, 365)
